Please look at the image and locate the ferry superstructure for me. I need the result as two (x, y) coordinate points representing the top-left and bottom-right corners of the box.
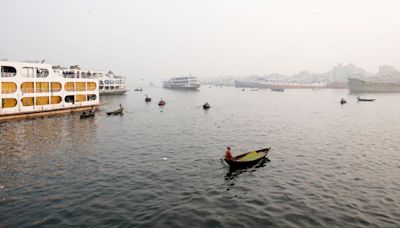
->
(0, 61), (99, 121)
(348, 78), (400, 92)
(163, 76), (200, 90)
(55, 66), (127, 95)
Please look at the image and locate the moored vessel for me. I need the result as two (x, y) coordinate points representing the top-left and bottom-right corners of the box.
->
(1, 61), (99, 122)
(234, 79), (327, 89)
(348, 78), (400, 93)
(163, 76), (200, 90)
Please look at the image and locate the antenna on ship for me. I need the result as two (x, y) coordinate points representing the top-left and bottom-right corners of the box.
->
(41, 59), (46, 63)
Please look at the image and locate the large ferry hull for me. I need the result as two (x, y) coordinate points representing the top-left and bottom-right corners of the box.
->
(100, 89), (128, 95)
(0, 105), (97, 122)
(234, 80), (327, 89)
(163, 85), (200, 90)
(348, 78), (400, 92)
(0, 61), (100, 122)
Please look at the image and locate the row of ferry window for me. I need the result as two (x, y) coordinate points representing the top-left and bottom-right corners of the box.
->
(100, 80), (125, 85)
(1, 95), (97, 108)
(1, 82), (97, 94)
(1, 66), (49, 78)
(99, 86), (122, 90)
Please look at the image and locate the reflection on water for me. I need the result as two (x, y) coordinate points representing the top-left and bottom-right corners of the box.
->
(1, 88), (400, 227)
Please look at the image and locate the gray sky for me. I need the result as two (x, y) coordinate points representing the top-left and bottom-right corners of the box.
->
(1, 0), (400, 79)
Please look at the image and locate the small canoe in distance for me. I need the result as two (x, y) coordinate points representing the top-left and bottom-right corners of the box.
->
(357, 97), (375, 102)
(225, 147), (270, 169)
(145, 97), (151, 102)
(80, 111), (95, 119)
(340, 98), (347, 105)
(106, 107), (123, 115)
(159, 100), (166, 106)
(203, 103), (210, 110)
(271, 88), (284, 92)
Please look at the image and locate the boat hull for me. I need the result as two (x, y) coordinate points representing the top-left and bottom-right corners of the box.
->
(0, 105), (98, 122)
(348, 78), (400, 93)
(100, 89), (128, 95)
(224, 148), (270, 169)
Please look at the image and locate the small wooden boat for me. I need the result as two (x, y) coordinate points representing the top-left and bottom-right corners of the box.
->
(340, 98), (347, 105)
(225, 147), (270, 169)
(80, 111), (95, 119)
(357, 97), (375, 102)
(145, 95), (151, 102)
(271, 88), (284, 92)
(106, 107), (123, 115)
(159, 99), (166, 106)
(203, 103), (210, 110)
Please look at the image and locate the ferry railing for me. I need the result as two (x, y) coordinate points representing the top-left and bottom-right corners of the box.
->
(1, 72), (16, 77)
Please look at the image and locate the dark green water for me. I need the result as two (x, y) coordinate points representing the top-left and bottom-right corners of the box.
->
(1, 87), (400, 227)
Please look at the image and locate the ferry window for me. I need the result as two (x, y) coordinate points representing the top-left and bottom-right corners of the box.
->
(105, 86), (109, 90)
(36, 96), (49, 105)
(87, 82), (97, 91)
(105, 80), (110, 84)
(87, 94), (97, 101)
(1, 66), (16, 77)
(21, 67), (35, 78)
(21, 97), (34, 106)
(76, 82), (86, 91)
(51, 82), (62, 92)
(50, 96), (62, 104)
(21, 82), (34, 93)
(76, 95), (86, 102)
(2, 98), (17, 108)
(110, 86), (114, 89)
(36, 68), (49, 78)
(36, 82), (49, 93)
(65, 95), (75, 103)
(1, 82), (17, 94)
(99, 85), (104, 89)
(99, 81), (104, 85)
(65, 82), (75, 91)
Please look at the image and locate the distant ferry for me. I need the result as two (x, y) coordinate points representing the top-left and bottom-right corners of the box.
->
(234, 79), (327, 89)
(1, 61), (99, 121)
(348, 78), (400, 92)
(163, 76), (200, 90)
(54, 66), (127, 95)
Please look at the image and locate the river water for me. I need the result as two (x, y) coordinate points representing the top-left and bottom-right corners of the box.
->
(1, 87), (400, 227)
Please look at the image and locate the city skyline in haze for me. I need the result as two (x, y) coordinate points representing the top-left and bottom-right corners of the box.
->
(1, 0), (400, 80)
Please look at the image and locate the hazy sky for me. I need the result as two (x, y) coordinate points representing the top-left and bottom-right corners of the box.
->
(1, 0), (400, 80)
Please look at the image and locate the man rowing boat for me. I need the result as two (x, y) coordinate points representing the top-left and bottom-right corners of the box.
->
(225, 147), (233, 160)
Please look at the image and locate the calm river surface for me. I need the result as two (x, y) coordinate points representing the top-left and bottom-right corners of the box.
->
(1, 87), (400, 227)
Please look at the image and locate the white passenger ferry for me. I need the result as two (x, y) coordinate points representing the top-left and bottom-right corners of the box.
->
(0, 61), (99, 121)
(54, 66), (127, 95)
(163, 76), (200, 90)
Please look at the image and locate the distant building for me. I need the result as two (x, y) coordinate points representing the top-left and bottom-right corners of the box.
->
(378, 65), (399, 76)
(326, 63), (366, 82)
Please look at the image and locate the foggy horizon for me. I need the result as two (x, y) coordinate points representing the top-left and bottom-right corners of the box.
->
(1, 0), (400, 80)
